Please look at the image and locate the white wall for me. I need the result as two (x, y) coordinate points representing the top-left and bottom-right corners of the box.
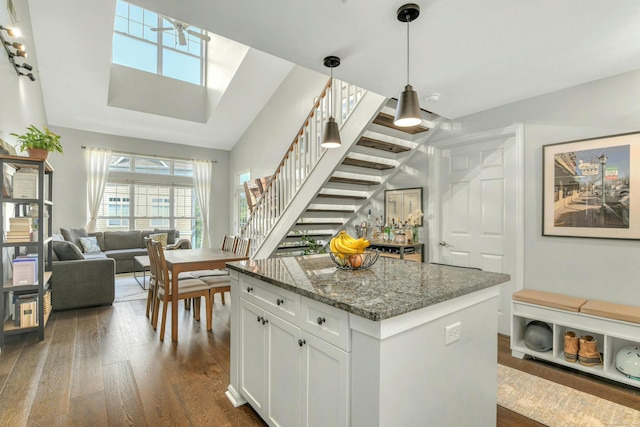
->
(430, 70), (640, 304)
(229, 65), (327, 231)
(46, 126), (229, 246)
(0, 0), (47, 147)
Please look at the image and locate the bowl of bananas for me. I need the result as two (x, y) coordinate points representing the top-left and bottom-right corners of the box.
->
(329, 231), (380, 270)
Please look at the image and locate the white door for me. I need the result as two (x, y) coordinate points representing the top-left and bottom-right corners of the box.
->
(300, 333), (349, 427)
(240, 299), (267, 413)
(435, 127), (522, 334)
(267, 314), (301, 427)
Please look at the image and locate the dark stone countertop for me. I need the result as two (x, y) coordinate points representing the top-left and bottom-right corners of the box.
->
(226, 255), (510, 321)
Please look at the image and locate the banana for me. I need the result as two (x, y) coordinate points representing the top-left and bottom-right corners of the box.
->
(330, 231), (371, 256)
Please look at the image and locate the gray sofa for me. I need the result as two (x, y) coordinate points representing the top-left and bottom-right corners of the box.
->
(59, 228), (191, 273)
(50, 228), (191, 311)
(51, 257), (116, 311)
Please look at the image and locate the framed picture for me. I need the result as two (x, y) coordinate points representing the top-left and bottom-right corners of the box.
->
(543, 131), (640, 239)
(384, 187), (423, 226)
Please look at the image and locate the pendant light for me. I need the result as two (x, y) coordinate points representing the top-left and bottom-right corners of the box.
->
(394, 4), (422, 127)
(321, 55), (342, 149)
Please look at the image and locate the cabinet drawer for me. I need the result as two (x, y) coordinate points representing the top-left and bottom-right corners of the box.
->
(301, 297), (350, 351)
(240, 275), (300, 323)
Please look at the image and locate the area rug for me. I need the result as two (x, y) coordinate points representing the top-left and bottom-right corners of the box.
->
(497, 364), (640, 426)
(114, 273), (148, 302)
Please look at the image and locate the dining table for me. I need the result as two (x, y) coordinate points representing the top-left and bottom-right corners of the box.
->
(163, 248), (249, 342)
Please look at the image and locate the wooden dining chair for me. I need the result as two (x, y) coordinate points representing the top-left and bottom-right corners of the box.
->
(199, 238), (251, 306)
(149, 240), (214, 341)
(144, 238), (157, 319)
(222, 234), (237, 252)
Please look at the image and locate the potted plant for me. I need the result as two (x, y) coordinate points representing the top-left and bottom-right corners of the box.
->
(10, 125), (63, 160)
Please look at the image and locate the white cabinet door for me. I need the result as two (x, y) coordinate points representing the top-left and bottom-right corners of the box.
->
(267, 314), (302, 427)
(301, 333), (350, 427)
(240, 298), (267, 413)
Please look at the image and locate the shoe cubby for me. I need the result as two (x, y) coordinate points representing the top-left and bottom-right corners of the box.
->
(511, 300), (640, 388)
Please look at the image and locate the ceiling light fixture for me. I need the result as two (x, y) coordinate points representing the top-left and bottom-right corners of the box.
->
(17, 71), (35, 81)
(4, 41), (24, 51)
(15, 62), (32, 71)
(394, 3), (422, 127)
(0, 24), (35, 81)
(0, 25), (20, 37)
(320, 55), (342, 149)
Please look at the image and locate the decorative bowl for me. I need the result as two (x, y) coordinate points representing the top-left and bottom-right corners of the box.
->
(329, 251), (380, 270)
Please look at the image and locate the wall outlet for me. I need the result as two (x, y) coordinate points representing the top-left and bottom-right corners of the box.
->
(445, 322), (461, 345)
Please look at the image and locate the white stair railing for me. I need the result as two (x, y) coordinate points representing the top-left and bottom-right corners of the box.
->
(242, 78), (367, 256)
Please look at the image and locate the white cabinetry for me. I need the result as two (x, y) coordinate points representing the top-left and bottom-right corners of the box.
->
(511, 301), (640, 389)
(236, 275), (349, 427)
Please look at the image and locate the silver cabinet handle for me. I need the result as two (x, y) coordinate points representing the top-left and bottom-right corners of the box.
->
(439, 241), (449, 247)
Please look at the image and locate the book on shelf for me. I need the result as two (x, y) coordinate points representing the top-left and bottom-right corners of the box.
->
(12, 257), (37, 285)
(12, 171), (37, 199)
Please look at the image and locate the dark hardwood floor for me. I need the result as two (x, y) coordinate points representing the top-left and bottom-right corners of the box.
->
(1, 296), (638, 426)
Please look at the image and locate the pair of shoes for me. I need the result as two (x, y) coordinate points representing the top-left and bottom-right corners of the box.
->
(564, 332), (603, 366)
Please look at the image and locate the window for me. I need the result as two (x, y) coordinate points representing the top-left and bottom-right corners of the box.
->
(96, 153), (200, 246)
(234, 169), (251, 233)
(113, 0), (206, 86)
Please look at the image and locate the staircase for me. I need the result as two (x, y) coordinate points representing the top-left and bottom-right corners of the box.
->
(276, 105), (436, 256)
(243, 79), (441, 259)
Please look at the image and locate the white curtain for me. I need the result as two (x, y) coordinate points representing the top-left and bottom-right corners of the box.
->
(84, 148), (112, 232)
(192, 160), (212, 248)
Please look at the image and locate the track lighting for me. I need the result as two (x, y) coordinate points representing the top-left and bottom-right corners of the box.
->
(320, 55), (342, 149)
(394, 4), (422, 127)
(15, 62), (32, 71)
(5, 41), (24, 51)
(0, 23), (35, 81)
(9, 49), (26, 58)
(0, 25), (20, 38)
(17, 71), (35, 81)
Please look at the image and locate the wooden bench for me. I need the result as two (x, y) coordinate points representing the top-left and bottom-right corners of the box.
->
(580, 299), (640, 325)
(511, 289), (587, 312)
(510, 289), (640, 389)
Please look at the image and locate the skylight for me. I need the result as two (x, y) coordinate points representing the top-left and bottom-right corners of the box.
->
(112, 0), (207, 86)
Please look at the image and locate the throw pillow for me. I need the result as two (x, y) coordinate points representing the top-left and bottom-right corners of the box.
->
(60, 227), (89, 248)
(150, 233), (168, 248)
(79, 236), (102, 254)
(52, 240), (85, 261)
(153, 228), (176, 244)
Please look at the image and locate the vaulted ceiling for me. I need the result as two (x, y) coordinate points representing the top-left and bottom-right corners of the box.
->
(28, 0), (640, 150)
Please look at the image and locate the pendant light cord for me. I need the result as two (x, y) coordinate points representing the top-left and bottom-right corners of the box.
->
(406, 19), (410, 86)
(330, 66), (334, 118)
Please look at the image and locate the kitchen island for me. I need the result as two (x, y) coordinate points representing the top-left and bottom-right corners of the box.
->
(225, 255), (510, 427)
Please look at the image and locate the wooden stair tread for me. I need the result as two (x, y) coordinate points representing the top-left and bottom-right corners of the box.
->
(306, 208), (355, 213)
(373, 112), (430, 135)
(296, 222), (343, 226)
(342, 158), (394, 170)
(328, 177), (379, 186)
(284, 233), (332, 239)
(315, 193), (367, 200)
(357, 136), (411, 153)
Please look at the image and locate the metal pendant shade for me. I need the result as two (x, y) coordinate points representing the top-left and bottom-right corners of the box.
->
(321, 117), (341, 148)
(320, 55), (342, 149)
(394, 4), (422, 127)
(395, 84), (422, 127)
